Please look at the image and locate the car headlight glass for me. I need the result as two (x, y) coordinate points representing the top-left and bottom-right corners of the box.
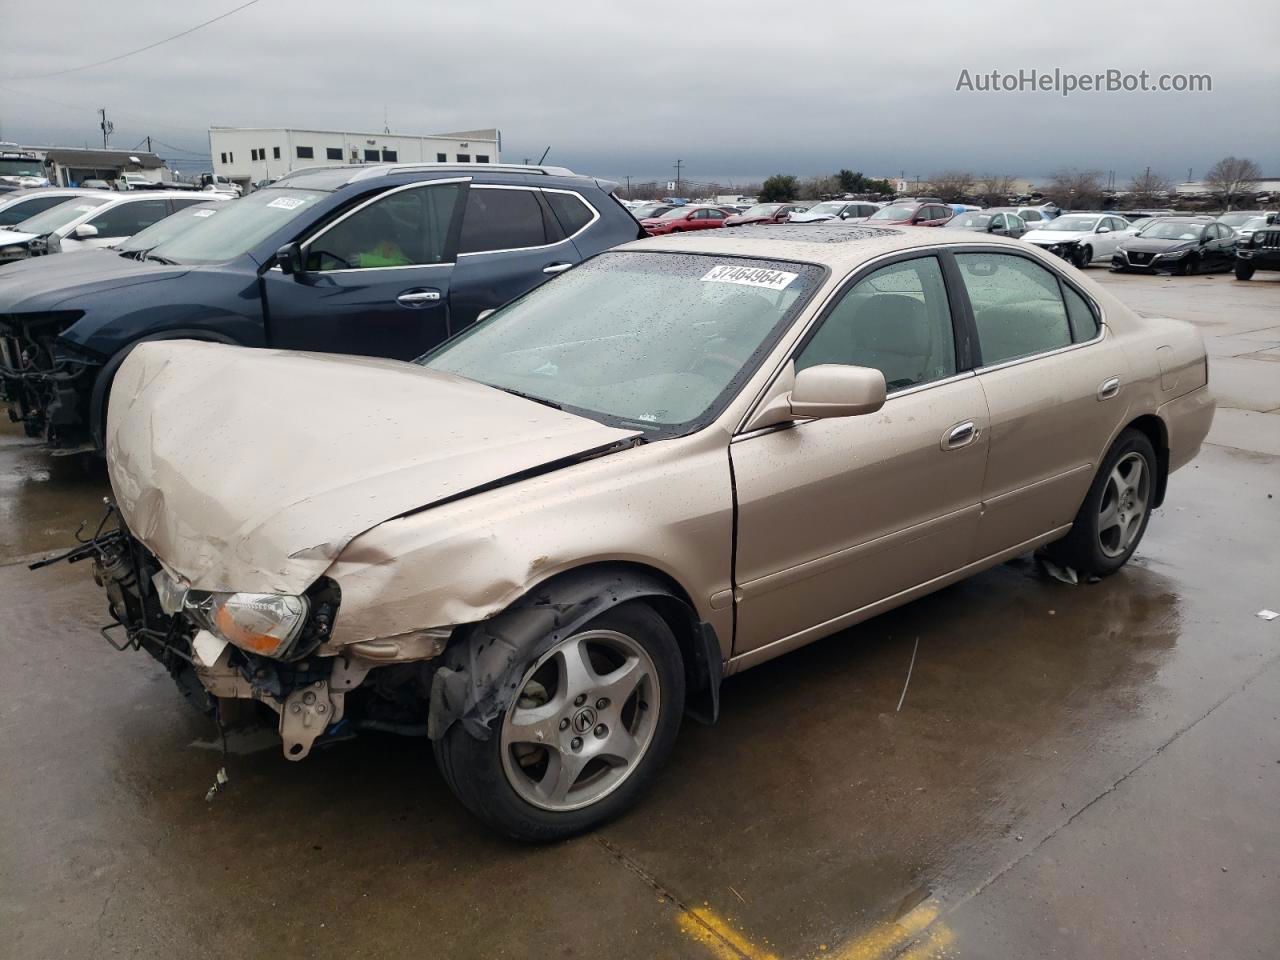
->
(1256, 232), (1268, 247)
(188, 592), (309, 657)
(1162, 249), (1188, 258)
(0, 245), (25, 256)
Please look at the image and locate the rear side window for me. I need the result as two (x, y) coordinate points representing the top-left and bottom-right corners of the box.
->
(544, 190), (594, 237)
(1063, 284), (1100, 341)
(956, 252), (1073, 365)
(85, 199), (170, 237)
(797, 255), (956, 391)
(307, 182), (463, 270)
(0, 195), (68, 227)
(459, 187), (548, 253)
(170, 197), (208, 211)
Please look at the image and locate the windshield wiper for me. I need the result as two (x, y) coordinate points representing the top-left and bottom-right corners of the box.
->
(492, 385), (562, 410)
(144, 253), (177, 265)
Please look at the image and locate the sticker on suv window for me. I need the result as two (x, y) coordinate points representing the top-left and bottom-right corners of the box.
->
(267, 197), (305, 210)
(701, 265), (798, 290)
(191, 209), (217, 218)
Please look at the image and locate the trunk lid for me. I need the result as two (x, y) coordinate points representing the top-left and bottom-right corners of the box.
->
(106, 341), (640, 594)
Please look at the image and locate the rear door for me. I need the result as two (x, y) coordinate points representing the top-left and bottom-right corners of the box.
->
(448, 184), (587, 331)
(951, 249), (1129, 558)
(261, 178), (466, 359)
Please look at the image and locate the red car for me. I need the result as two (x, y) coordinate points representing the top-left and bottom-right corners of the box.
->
(723, 202), (804, 226)
(865, 200), (955, 227)
(640, 205), (731, 235)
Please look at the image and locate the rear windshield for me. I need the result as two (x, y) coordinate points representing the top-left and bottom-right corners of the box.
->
(148, 188), (327, 264)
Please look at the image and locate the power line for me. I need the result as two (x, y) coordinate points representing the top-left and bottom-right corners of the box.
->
(3, 0), (264, 81)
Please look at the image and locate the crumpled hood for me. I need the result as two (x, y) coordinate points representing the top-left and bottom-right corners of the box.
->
(0, 249), (190, 309)
(0, 228), (37, 245)
(106, 341), (641, 594)
(1023, 229), (1090, 245)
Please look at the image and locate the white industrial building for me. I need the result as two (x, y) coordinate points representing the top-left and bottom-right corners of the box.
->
(208, 126), (501, 188)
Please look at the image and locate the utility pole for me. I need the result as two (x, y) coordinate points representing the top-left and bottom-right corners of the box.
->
(146, 136), (152, 153)
(98, 108), (113, 148)
(674, 159), (683, 196)
(624, 175), (631, 199)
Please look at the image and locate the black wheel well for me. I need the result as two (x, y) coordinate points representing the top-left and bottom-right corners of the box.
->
(1124, 414), (1170, 507)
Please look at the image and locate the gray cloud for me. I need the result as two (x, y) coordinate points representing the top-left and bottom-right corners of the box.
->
(2, 0), (1277, 185)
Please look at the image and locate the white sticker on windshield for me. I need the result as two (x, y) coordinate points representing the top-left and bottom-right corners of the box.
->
(191, 209), (217, 218)
(267, 197), (305, 210)
(74, 205), (96, 212)
(700, 265), (798, 290)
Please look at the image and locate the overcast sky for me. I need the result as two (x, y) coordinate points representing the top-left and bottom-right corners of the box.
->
(2, 0), (1277, 188)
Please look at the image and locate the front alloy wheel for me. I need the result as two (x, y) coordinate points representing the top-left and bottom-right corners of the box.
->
(434, 602), (685, 840)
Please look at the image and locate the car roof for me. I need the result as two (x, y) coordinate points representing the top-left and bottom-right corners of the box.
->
(625, 222), (1036, 269)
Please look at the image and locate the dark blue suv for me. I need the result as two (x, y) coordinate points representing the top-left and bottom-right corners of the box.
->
(0, 163), (643, 450)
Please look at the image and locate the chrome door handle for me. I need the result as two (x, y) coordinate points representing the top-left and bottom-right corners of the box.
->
(943, 421), (978, 450)
(396, 290), (441, 306)
(1097, 377), (1121, 400)
(543, 262), (573, 275)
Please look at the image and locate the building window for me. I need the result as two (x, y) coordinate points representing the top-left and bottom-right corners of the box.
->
(228, 152), (233, 163)
(273, 147), (281, 160)
(296, 146), (314, 159)
(258, 147), (265, 161)
(436, 153), (447, 162)
(457, 153), (470, 163)
(326, 147), (342, 161)
(363, 149), (379, 162)
(249, 149), (256, 161)
(476, 155), (490, 164)
(381, 149), (397, 162)
(220, 152), (227, 164)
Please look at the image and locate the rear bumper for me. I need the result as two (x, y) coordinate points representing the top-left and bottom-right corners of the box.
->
(1158, 385), (1215, 475)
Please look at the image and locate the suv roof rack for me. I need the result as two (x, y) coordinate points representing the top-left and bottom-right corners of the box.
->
(346, 162), (577, 182)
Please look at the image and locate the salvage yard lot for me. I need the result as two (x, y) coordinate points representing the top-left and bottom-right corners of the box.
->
(1, 271), (1277, 959)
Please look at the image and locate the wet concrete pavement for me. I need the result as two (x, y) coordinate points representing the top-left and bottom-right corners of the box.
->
(1, 271), (1277, 959)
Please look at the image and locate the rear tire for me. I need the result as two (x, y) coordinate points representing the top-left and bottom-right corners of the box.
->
(434, 602), (685, 841)
(1045, 428), (1157, 578)
(1234, 262), (1255, 280)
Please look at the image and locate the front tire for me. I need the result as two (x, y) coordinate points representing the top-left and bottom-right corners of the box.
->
(1176, 255), (1200, 276)
(1045, 428), (1157, 578)
(1074, 245), (1092, 269)
(1234, 261), (1255, 280)
(434, 602), (685, 841)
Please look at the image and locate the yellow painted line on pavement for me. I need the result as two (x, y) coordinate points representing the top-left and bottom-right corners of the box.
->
(827, 900), (942, 960)
(896, 922), (956, 960)
(677, 907), (781, 960)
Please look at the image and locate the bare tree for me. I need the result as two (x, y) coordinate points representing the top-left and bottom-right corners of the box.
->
(974, 174), (1017, 206)
(1047, 169), (1105, 210)
(799, 174), (839, 199)
(1203, 156), (1261, 211)
(928, 170), (975, 202)
(1127, 168), (1173, 207)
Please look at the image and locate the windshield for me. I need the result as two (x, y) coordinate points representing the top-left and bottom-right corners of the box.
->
(1042, 215), (1099, 232)
(1216, 212), (1258, 227)
(0, 158), (45, 178)
(1138, 221), (1204, 241)
(1240, 217), (1266, 231)
(116, 203), (221, 253)
(804, 202), (845, 216)
(656, 207), (693, 219)
(739, 204), (782, 218)
(869, 204), (915, 221)
(422, 251), (824, 430)
(148, 188), (328, 264)
(13, 196), (109, 235)
(947, 213), (992, 229)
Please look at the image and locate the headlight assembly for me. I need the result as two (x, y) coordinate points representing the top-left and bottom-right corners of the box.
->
(188, 591), (309, 657)
(0, 246), (25, 257)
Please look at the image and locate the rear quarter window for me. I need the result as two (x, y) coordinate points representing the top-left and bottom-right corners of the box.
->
(544, 190), (594, 237)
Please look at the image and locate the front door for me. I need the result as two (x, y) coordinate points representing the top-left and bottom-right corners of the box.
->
(731, 253), (990, 658)
(261, 179), (466, 360)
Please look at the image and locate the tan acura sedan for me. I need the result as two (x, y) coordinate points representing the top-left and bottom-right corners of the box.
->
(85, 224), (1213, 839)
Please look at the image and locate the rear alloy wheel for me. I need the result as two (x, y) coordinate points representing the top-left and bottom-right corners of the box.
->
(1234, 261), (1255, 280)
(1045, 428), (1157, 578)
(434, 602), (685, 840)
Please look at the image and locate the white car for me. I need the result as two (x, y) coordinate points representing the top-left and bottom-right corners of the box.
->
(1021, 213), (1135, 268)
(0, 188), (105, 230)
(789, 200), (882, 224)
(0, 192), (219, 263)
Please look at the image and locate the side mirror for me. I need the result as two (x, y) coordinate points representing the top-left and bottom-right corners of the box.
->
(987, 221), (1002, 232)
(1199, 234), (1210, 244)
(790, 364), (886, 419)
(1097, 226), (1111, 234)
(275, 242), (304, 275)
(73, 223), (99, 239)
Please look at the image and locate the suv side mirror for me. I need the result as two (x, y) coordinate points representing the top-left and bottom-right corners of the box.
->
(73, 223), (99, 239)
(790, 365), (886, 419)
(275, 242), (304, 275)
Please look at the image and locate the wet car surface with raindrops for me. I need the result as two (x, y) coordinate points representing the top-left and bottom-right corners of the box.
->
(1, 268), (1278, 959)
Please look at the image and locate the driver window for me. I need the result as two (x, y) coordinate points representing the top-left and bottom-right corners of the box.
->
(307, 182), (462, 271)
(796, 256), (957, 392)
